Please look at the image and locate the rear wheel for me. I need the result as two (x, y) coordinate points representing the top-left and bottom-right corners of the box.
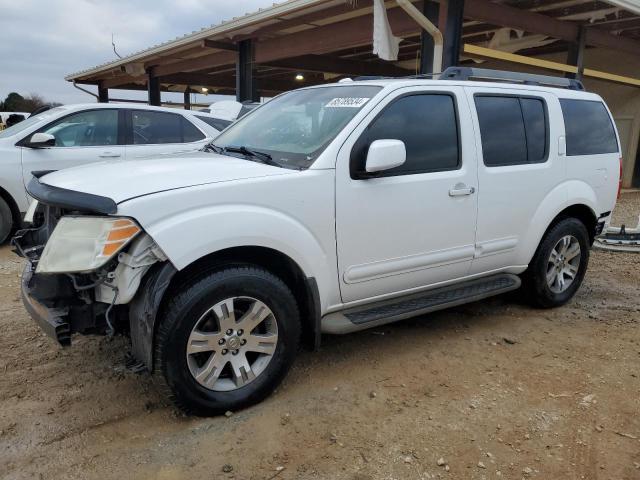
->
(0, 197), (13, 243)
(522, 218), (590, 308)
(155, 266), (300, 416)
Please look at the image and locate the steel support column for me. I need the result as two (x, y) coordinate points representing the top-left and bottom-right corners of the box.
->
(566, 26), (586, 81)
(184, 87), (191, 110)
(236, 39), (258, 102)
(419, 1), (441, 74)
(442, 0), (465, 69)
(97, 82), (109, 103)
(147, 69), (161, 106)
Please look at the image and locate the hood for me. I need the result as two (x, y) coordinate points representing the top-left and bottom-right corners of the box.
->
(39, 152), (292, 204)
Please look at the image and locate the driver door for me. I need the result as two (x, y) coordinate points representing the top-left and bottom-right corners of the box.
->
(20, 108), (124, 188)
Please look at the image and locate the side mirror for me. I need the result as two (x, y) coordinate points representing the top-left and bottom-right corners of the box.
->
(26, 132), (56, 148)
(365, 139), (406, 174)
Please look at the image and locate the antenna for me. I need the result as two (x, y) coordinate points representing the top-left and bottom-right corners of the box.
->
(111, 33), (122, 59)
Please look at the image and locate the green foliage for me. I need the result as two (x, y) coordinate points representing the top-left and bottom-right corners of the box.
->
(0, 92), (59, 113)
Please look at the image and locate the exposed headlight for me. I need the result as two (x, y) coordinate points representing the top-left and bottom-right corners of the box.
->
(36, 216), (141, 274)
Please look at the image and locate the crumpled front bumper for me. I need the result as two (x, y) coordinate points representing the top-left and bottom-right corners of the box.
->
(21, 263), (71, 346)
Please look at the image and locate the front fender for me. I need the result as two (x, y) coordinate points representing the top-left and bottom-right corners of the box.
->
(141, 204), (335, 310)
(517, 180), (597, 263)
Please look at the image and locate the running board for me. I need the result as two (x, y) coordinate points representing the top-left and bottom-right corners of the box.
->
(322, 273), (521, 334)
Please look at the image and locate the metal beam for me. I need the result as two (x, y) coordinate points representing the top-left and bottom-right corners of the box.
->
(464, 0), (579, 42)
(184, 87), (191, 110)
(420, 1), (441, 74)
(566, 26), (586, 81)
(159, 72), (315, 93)
(262, 54), (410, 77)
(147, 69), (161, 106)
(202, 39), (238, 51)
(254, 5), (421, 63)
(463, 43), (640, 87)
(236, 39), (258, 102)
(154, 51), (236, 77)
(442, 0), (464, 69)
(98, 82), (109, 103)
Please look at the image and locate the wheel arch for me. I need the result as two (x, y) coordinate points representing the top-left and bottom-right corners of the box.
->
(130, 245), (322, 372)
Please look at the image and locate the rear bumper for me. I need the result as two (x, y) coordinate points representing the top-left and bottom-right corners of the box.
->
(21, 264), (71, 346)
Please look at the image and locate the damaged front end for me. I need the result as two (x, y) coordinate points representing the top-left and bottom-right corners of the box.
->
(13, 178), (173, 363)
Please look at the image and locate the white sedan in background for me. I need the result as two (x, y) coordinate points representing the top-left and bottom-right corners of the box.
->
(0, 103), (224, 241)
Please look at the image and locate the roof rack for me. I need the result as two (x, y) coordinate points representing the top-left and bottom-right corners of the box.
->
(440, 67), (584, 90)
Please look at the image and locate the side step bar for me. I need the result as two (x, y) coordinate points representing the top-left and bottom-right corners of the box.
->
(322, 273), (521, 334)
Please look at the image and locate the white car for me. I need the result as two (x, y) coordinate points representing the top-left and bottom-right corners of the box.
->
(0, 103), (223, 241)
(14, 68), (620, 416)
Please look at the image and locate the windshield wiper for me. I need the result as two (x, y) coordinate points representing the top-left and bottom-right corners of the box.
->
(225, 145), (281, 168)
(201, 142), (225, 154)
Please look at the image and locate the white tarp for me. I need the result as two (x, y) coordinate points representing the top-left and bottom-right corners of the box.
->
(372, 0), (401, 61)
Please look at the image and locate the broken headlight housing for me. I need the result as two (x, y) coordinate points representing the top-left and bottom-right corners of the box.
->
(36, 216), (141, 274)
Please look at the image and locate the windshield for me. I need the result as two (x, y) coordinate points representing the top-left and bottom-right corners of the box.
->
(0, 107), (65, 139)
(212, 85), (382, 169)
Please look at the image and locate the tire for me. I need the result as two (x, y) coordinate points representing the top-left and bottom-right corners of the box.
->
(155, 266), (301, 416)
(522, 217), (590, 308)
(0, 197), (13, 244)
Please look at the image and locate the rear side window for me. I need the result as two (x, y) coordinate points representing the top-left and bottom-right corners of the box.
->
(131, 110), (205, 144)
(560, 99), (618, 156)
(195, 115), (233, 131)
(474, 95), (548, 166)
(351, 93), (460, 177)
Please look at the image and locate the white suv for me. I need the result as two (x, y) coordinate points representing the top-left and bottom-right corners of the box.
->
(0, 103), (223, 242)
(13, 68), (620, 416)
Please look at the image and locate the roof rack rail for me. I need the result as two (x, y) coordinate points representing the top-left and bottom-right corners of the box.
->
(440, 67), (585, 91)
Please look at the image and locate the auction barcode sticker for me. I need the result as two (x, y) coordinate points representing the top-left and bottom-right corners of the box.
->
(325, 97), (370, 108)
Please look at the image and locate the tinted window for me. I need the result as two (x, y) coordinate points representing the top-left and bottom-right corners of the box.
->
(560, 99), (618, 155)
(351, 94), (459, 177)
(195, 115), (233, 131)
(475, 95), (548, 166)
(475, 96), (527, 166)
(131, 110), (190, 144)
(521, 98), (546, 162)
(182, 117), (206, 142)
(40, 109), (119, 147)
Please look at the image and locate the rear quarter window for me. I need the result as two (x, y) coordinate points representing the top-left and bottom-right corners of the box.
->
(560, 99), (618, 156)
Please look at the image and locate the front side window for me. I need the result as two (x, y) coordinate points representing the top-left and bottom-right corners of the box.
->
(475, 95), (548, 166)
(212, 85), (382, 170)
(38, 109), (119, 147)
(131, 110), (205, 144)
(350, 93), (460, 177)
(560, 99), (618, 156)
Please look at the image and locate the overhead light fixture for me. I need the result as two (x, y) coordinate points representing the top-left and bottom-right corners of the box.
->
(201, 87), (209, 93)
(295, 73), (304, 81)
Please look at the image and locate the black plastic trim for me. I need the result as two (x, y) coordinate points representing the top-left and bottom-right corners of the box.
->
(304, 276), (322, 350)
(27, 176), (117, 214)
(129, 261), (178, 371)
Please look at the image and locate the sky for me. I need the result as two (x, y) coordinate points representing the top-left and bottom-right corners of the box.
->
(0, 0), (274, 106)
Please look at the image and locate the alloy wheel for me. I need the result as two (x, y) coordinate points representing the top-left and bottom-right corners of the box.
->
(546, 234), (581, 294)
(185, 296), (278, 392)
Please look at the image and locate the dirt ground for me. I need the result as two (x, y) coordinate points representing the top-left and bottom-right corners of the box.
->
(1, 193), (639, 480)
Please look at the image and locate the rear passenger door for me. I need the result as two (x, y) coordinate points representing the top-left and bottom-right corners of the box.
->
(125, 109), (210, 160)
(466, 87), (563, 273)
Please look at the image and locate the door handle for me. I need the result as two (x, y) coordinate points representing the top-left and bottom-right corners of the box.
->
(99, 152), (121, 158)
(449, 184), (475, 196)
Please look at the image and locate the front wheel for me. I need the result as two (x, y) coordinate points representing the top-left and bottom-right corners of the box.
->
(155, 266), (300, 416)
(522, 218), (590, 308)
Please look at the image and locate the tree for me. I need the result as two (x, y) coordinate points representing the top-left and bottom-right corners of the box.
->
(0, 92), (60, 113)
(0, 92), (24, 111)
